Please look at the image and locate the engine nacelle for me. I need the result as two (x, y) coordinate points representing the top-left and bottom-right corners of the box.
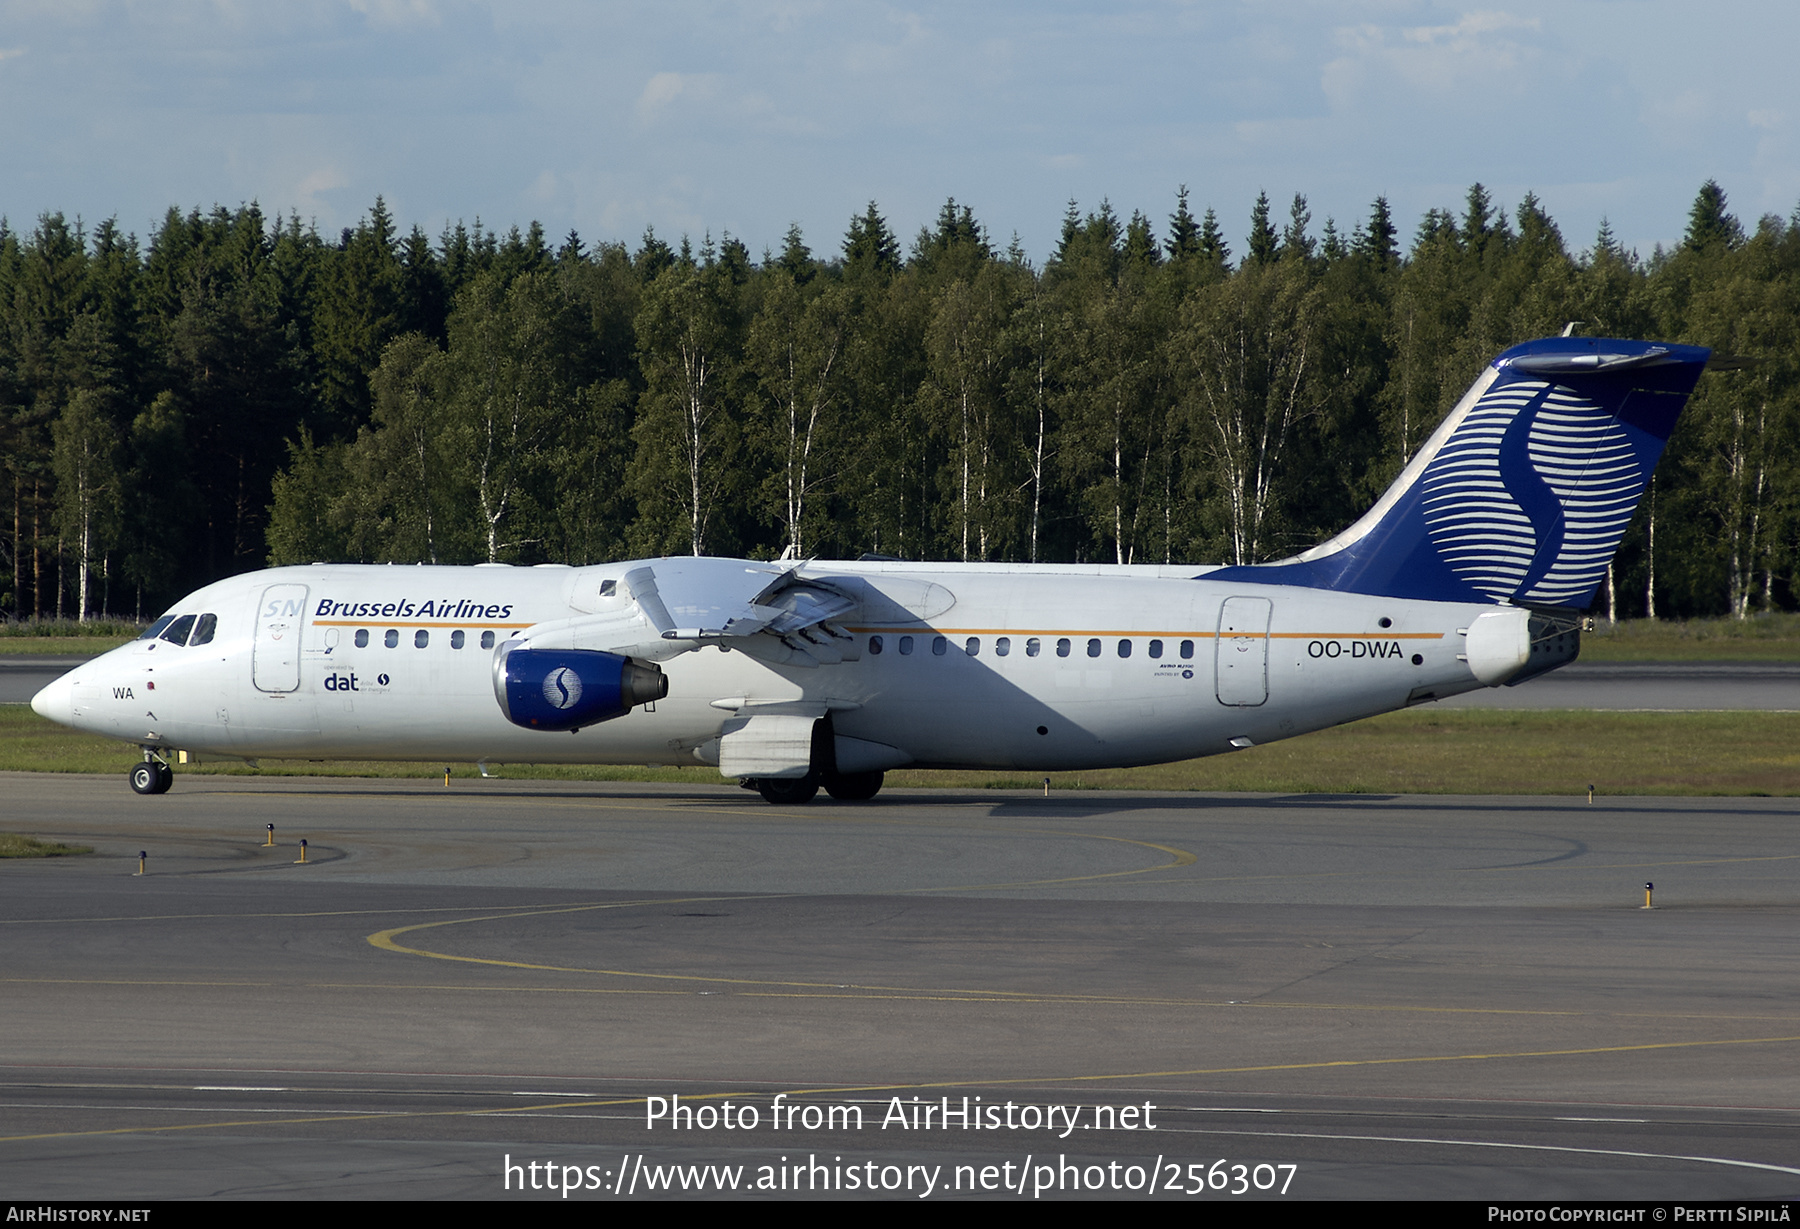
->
(493, 646), (668, 732)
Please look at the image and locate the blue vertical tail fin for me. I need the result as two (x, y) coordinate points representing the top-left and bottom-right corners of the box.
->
(1209, 337), (1710, 607)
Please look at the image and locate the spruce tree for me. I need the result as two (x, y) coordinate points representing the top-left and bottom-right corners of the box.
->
(1198, 207), (1230, 268)
(1166, 186), (1201, 262)
(1281, 193), (1314, 262)
(634, 226), (675, 282)
(1463, 183), (1494, 257)
(842, 202), (900, 281)
(1124, 210), (1160, 271)
(1247, 192), (1278, 266)
(1355, 197), (1399, 269)
(778, 223), (814, 284)
(1684, 180), (1743, 251)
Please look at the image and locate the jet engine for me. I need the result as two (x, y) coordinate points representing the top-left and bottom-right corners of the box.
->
(493, 646), (668, 732)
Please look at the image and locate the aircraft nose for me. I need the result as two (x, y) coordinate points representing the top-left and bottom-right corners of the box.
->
(30, 674), (74, 725)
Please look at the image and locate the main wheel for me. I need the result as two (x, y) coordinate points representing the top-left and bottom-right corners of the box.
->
(153, 762), (174, 794)
(129, 762), (159, 795)
(823, 770), (884, 801)
(756, 774), (820, 805)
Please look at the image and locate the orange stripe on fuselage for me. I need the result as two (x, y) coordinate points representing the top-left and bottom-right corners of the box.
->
(845, 627), (1444, 640)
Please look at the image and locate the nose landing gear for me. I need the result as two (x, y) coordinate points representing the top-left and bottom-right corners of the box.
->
(130, 753), (173, 795)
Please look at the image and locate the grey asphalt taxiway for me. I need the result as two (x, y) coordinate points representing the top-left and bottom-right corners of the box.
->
(2, 772), (1798, 1201)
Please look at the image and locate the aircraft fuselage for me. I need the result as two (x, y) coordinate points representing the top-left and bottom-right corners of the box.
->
(36, 559), (1548, 774)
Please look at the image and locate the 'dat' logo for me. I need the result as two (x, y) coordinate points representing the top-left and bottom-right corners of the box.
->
(543, 667), (582, 709)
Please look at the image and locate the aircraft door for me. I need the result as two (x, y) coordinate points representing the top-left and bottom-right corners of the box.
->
(1215, 596), (1271, 706)
(253, 584), (309, 693)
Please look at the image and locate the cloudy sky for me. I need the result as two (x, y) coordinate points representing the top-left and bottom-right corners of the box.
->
(1, 1), (1794, 263)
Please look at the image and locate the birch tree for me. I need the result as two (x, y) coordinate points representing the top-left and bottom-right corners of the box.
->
(633, 260), (743, 556)
(922, 267), (1016, 560)
(51, 387), (120, 620)
(439, 271), (584, 562)
(748, 273), (847, 557)
(1178, 260), (1319, 564)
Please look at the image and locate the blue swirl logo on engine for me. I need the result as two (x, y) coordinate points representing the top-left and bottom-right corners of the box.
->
(542, 667), (583, 710)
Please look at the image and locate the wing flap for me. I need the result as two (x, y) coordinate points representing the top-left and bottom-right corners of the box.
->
(511, 557), (864, 667)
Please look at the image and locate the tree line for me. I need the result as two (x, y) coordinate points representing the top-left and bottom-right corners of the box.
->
(2, 182), (1793, 624)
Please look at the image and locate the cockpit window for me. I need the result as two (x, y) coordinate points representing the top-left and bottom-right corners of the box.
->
(140, 615), (177, 641)
(160, 615), (196, 646)
(188, 613), (218, 647)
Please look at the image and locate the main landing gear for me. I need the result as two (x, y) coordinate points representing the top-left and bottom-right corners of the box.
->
(130, 753), (173, 795)
(748, 770), (886, 806)
(822, 770), (884, 801)
(743, 715), (887, 805)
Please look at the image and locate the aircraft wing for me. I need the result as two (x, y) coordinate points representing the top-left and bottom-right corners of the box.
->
(512, 557), (861, 668)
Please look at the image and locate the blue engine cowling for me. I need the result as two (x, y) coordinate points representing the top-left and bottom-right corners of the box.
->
(493, 647), (668, 732)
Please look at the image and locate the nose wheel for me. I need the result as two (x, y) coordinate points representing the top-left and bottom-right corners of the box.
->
(130, 757), (174, 795)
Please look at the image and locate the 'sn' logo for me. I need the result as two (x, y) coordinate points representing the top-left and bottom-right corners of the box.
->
(542, 667), (583, 710)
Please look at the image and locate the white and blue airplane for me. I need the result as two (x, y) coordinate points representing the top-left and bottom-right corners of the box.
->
(32, 336), (1709, 803)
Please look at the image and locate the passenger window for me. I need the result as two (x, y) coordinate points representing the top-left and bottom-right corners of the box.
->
(1056, 638), (1071, 657)
(355, 629), (369, 648)
(451, 630), (465, 649)
(160, 615), (196, 646)
(1087, 638), (1101, 658)
(965, 637), (980, 656)
(188, 613), (217, 647)
(414, 629), (429, 648)
(384, 629), (399, 648)
(1148, 639), (1162, 659)
(1180, 639), (1194, 659)
(898, 635), (914, 655)
(140, 615), (177, 641)
(995, 636), (1010, 657)
(931, 636), (947, 656)
(869, 634), (884, 655)
(1026, 637), (1041, 657)
(1118, 639), (1132, 658)
(480, 631), (496, 650)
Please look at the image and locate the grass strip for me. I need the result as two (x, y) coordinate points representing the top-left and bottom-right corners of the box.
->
(1579, 613), (1800, 661)
(0, 636), (134, 656)
(0, 832), (92, 857)
(3, 706), (1795, 797)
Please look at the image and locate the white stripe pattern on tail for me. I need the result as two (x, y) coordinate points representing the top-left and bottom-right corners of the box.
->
(1420, 379), (1638, 604)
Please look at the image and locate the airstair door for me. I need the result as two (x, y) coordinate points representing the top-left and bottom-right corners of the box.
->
(252, 584), (308, 693)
